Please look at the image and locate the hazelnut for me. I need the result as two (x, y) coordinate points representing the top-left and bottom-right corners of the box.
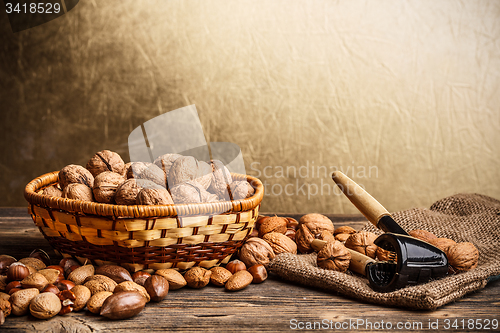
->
(409, 229), (438, 243)
(86, 150), (125, 177)
(258, 216), (288, 237)
(225, 270), (253, 291)
(144, 275), (169, 302)
(95, 265), (133, 284)
(153, 153), (182, 179)
(229, 181), (255, 200)
(5, 281), (21, 294)
(19, 257), (46, 271)
(10, 288), (39, 316)
(262, 232), (298, 254)
(132, 271), (151, 287)
(57, 289), (76, 315)
(136, 188), (174, 205)
(184, 267), (211, 289)
(115, 179), (142, 205)
(295, 214), (334, 253)
(42, 185), (63, 198)
(55, 279), (75, 291)
(0, 255), (16, 275)
(29, 292), (61, 319)
(93, 171), (125, 204)
(84, 275), (117, 295)
(225, 260), (246, 274)
(317, 240), (351, 272)
(100, 291), (146, 320)
(58, 164), (94, 190)
(114, 281), (150, 303)
(209, 267), (232, 287)
(447, 242), (479, 272)
(63, 183), (94, 201)
(67, 265), (95, 285)
(87, 291), (113, 314)
(20, 272), (49, 291)
(6, 262), (30, 281)
(41, 284), (60, 294)
(155, 269), (187, 290)
(344, 231), (378, 259)
(247, 264), (267, 284)
(238, 237), (276, 267)
(59, 258), (80, 276)
(209, 160), (233, 200)
(70, 285), (91, 311)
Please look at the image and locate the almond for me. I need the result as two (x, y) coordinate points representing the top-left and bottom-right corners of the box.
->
(155, 269), (187, 290)
(225, 270), (253, 291)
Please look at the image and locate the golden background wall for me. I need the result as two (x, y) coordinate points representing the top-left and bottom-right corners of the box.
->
(1, 0), (499, 213)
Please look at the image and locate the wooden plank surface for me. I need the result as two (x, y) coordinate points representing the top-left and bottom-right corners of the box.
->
(0, 208), (499, 332)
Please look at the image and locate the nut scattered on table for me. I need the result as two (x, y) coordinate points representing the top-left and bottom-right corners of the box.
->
(154, 269), (187, 290)
(295, 213), (334, 253)
(29, 292), (61, 319)
(184, 267), (211, 289)
(209, 267), (232, 287)
(238, 237), (276, 267)
(100, 291), (146, 320)
(225, 270), (253, 291)
(316, 240), (351, 272)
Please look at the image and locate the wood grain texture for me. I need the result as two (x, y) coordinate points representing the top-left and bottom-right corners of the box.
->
(0, 208), (498, 332)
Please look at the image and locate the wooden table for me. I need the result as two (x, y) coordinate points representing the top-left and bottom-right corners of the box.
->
(1, 208), (498, 332)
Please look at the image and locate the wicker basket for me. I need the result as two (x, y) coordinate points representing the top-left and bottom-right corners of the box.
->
(24, 171), (263, 272)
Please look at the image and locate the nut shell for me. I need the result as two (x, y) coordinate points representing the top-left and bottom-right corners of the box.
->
(115, 179), (142, 205)
(317, 240), (351, 272)
(19, 257), (46, 271)
(136, 188), (174, 205)
(247, 264), (267, 284)
(95, 265), (133, 284)
(114, 281), (150, 303)
(136, 164), (167, 188)
(238, 237), (276, 267)
(7, 263), (30, 281)
(86, 150), (125, 177)
(428, 238), (457, 253)
(259, 216), (288, 237)
(333, 226), (357, 235)
(67, 265), (95, 285)
(229, 181), (255, 200)
(10, 288), (39, 316)
(225, 270), (253, 291)
(209, 267), (232, 287)
(168, 156), (200, 188)
(344, 231), (378, 259)
(87, 291), (113, 314)
(295, 214), (334, 253)
(43, 185), (62, 198)
(84, 274), (117, 295)
(20, 272), (48, 291)
(184, 267), (211, 289)
(29, 292), (61, 319)
(0, 298), (11, 317)
(144, 275), (169, 302)
(58, 165), (94, 190)
(93, 171), (125, 204)
(170, 182), (210, 204)
(70, 285), (91, 311)
(409, 229), (438, 243)
(155, 269), (187, 290)
(262, 232), (297, 254)
(154, 153), (182, 179)
(209, 160), (233, 200)
(63, 183), (94, 201)
(447, 242), (479, 272)
(100, 291), (146, 320)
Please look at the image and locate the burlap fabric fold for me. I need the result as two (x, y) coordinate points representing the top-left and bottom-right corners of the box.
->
(267, 193), (500, 310)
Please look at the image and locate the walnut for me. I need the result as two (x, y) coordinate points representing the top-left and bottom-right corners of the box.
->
(333, 226), (357, 235)
(335, 233), (351, 243)
(126, 162), (152, 179)
(229, 181), (255, 200)
(58, 165), (94, 190)
(447, 242), (479, 272)
(86, 150), (125, 177)
(317, 240), (351, 272)
(115, 179), (142, 205)
(344, 231), (378, 259)
(92, 172), (125, 204)
(153, 153), (182, 178)
(63, 183), (94, 202)
(428, 238), (457, 253)
(43, 185), (62, 197)
(238, 237), (276, 267)
(209, 160), (232, 200)
(123, 162), (133, 178)
(409, 229), (437, 243)
(295, 214), (334, 253)
(170, 182), (218, 204)
(376, 246), (396, 262)
(262, 232), (297, 254)
(136, 188), (174, 205)
(135, 164), (166, 188)
(192, 160), (213, 190)
(258, 216), (288, 237)
(167, 156), (200, 188)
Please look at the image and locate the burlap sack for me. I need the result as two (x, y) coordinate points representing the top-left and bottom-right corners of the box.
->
(267, 193), (500, 310)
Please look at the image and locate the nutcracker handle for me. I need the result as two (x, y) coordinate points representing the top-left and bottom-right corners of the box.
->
(331, 171), (391, 228)
(311, 239), (376, 276)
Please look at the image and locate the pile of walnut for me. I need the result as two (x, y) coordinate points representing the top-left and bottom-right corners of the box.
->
(0, 250), (267, 324)
(44, 150), (255, 205)
(237, 214), (480, 275)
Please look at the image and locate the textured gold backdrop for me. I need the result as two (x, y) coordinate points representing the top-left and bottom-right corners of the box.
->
(0, 0), (499, 213)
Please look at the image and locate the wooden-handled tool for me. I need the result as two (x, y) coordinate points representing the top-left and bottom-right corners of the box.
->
(331, 171), (408, 235)
(311, 239), (376, 276)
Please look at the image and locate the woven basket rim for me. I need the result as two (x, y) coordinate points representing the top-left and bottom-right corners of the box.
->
(25, 171), (264, 218)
